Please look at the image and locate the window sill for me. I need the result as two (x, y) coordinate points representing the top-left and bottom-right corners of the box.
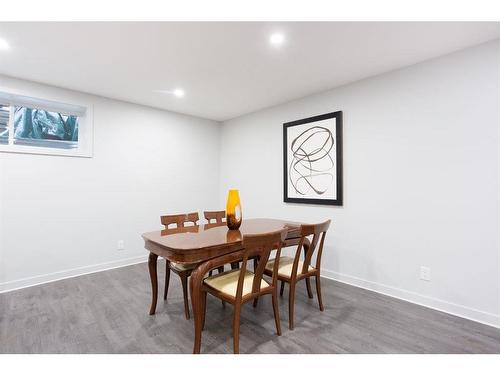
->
(0, 143), (93, 158)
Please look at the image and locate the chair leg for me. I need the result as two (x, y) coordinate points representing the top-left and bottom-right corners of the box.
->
(233, 304), (241, 354)
(251, 259), (259, 307)
(305, 277), (314, 299)
(231, 262), (239, 269)
(164, 262), (171, 300)
(201, 291), (207, 330)
(209, 270), (213, 276)
(180, 274), (190, 319)
(217, 267), (226, 307)
(272, 291), (282, 336)
(315, 274), (324, 311)
(280, 280), (285, 296)
(288, 281), (296, 330)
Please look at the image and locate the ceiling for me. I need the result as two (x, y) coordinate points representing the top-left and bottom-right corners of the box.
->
(0, 22), (499, 121)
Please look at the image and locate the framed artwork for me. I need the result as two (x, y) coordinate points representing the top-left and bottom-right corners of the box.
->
(283, 111), (343, 206)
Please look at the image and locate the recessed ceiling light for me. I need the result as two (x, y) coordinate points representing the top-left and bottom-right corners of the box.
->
(269, 33), (285, 46)
(0, 38), (10, 51)
(153, 88), (185, 98)
(173, 88), (185, 98)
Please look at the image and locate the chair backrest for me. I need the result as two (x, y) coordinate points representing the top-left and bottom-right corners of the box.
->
(292, 220), (331, 276)
(160, 212), (199, 229)
(204, 210), (226, 224)
(237, 228), (288, 300)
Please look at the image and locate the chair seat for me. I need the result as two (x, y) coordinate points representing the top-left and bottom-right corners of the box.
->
(170, 262), (196, 272)
(265, 256), (315, 278)
(204, 269), (269, 298)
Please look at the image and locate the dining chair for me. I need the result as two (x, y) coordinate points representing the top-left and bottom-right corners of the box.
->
(203, 210), (226, 224)
(204, 210), (241, 270)
(204, 210), (240, 272)
(160, 212), (200, 319)
(200, 228), (287, 353)
(203, 210), (226, 274)
(263, 220), (331, 330)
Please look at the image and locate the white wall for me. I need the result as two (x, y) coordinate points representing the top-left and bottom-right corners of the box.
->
(219, 40), (500, 327)
(0, 75), (221, 291)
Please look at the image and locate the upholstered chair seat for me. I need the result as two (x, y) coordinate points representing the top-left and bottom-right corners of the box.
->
(204, 269), (269, 298)
(265, 256), (315, 278)
(170, 262), (197, 272)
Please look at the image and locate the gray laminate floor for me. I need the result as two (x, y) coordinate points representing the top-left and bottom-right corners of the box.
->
(1, 261), (499, 354)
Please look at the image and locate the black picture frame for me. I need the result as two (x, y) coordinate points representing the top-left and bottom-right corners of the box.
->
(283, 111), (343, 206)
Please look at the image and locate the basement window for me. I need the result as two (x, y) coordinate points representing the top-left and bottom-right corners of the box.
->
(0, 92), (93, 157)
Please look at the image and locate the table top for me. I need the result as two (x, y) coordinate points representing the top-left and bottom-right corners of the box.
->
(142, 218), (301, 263)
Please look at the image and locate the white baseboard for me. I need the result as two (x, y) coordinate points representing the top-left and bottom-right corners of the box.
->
(321, 269), (500, 329)
(0, 255), (148, 294)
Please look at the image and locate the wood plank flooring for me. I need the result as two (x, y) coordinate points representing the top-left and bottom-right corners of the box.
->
(1, 261), (499, 354)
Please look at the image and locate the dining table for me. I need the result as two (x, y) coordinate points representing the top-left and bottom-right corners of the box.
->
(141, 218), (304, 353)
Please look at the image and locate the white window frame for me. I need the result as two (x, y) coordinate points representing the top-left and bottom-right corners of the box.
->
(0, 88), (93, 158)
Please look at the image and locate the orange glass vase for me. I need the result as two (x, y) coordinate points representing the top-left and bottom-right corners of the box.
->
(226, 189), (242, 230)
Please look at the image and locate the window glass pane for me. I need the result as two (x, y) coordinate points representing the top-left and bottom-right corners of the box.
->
(13, 106), (79, 149)
(0, 104), (9, 144)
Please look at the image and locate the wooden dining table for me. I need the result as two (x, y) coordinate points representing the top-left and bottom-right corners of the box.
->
(141, 218), (303, 353)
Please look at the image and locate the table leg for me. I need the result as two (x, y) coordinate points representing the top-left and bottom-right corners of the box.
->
(190, 260), (213, 354)
(148, 252), (158, 315)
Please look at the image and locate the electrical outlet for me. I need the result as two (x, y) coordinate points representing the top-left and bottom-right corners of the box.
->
(420, 266), (431, 281)
(117, 240), (125, 251)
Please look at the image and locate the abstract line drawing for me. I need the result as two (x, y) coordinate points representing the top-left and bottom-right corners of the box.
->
(289, 126), (334, 195)
(283, 111), (343, 206)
